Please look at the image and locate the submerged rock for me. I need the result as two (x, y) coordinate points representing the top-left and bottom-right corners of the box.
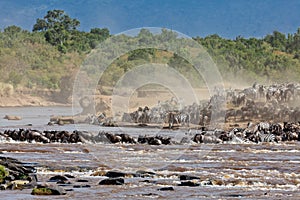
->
(64, 174), (75, 179)
(98, 178), (124, 185)
(105, 171), (127, 178)
(178, 181), (200, 187)
(179, 175), (200, 181)
(158, 187), (174, 191)
(136, 170), (156, 178)
(76, 179), (89, 182)
(48, 175), (68, 182)
(73, 184), (91, 188)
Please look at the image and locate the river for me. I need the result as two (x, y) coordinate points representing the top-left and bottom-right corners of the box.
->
(0, 106), (299, 199)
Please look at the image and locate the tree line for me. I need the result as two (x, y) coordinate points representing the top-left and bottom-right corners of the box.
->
(0, 9), (300, 97)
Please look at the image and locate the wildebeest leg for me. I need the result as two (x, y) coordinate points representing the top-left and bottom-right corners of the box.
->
(168, 113), (174, 129)
(169, 116), (173, 129)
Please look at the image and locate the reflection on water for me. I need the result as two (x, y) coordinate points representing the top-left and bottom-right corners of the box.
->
(0, 107), (300, 199)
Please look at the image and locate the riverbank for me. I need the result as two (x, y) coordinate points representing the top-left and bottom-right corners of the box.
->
(0, 93), (68, 107)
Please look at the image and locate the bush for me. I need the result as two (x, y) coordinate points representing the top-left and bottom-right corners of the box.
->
(0, 83), (14, 97)
(8, 71), (22, 87)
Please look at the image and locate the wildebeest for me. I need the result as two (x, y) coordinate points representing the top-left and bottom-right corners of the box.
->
(166, 112), (190, 128)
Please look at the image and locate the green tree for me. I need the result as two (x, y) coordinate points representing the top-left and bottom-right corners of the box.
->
(287, 28), (300, 55)
(33, 10), (80, 48)
(3, 25), (22, 37)
(264, 31), (286, 51)
(88, 28), (110, 48)
(90, 28), (110, 38)
(137, 28), (154, 44)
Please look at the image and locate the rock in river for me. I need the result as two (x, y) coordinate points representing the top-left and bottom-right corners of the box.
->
(98, 178), (124, 185)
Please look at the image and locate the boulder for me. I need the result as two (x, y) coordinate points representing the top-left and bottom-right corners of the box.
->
(135, 170), (156, 178)
(0, 157), (37, 190)
(179, 175), (200, 181)
(158, 187), (174, 191)
(31, 185), (66, 195)
(3, 115), (22, 120)
(98, 178), (124, 185)
(2, 180), (30, 190)
(73, 185), (91, 188)
(64, 174), (75, 179)
(105, 171), (127, 178)
(48, 175), (68, 182)
(76, 179), (89, 182)
(178, 181), (200, 187)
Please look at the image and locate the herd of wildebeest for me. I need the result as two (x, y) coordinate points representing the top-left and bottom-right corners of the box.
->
(122, 82), (300, 127)
(0, 82), (300, 145)
(0, 120), (300, 145)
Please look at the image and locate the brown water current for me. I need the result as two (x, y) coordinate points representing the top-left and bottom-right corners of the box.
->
(0, 140), (299, 199)
(0, 107), (299, 199)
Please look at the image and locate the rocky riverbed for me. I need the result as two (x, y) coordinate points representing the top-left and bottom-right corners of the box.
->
(0, 106), (299, 199)
(0, 139), (300, 199)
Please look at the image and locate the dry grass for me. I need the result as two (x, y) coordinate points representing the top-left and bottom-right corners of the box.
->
(0, 82), (14, 97)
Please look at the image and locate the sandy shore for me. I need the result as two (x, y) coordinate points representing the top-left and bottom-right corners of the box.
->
(0, 93), (68, 107)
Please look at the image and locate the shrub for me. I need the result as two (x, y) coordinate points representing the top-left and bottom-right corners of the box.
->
(0, 83), (14, 97)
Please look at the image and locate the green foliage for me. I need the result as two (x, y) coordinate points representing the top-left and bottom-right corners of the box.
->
(194, 30), (300, 84)
(0, 165), (9, 180)
(32, 10), (110, 53)
(264, 31), (286, 51)
(8, 71), (22, 87)
(128, 48), (155, 62)
(89, 28), (110, 48)
(1, 8), (300, 97)
(33, 9), (80, 49)
(4, 25), (23, 38)
(0, 27), (84, 90)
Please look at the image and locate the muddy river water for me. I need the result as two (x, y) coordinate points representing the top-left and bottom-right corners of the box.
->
(0, 107), (299, 199)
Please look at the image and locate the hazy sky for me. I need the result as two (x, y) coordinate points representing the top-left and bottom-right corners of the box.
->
(1, 0), (300, 38)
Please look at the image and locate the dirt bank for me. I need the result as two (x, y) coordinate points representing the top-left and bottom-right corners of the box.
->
(0, 93), (68, 107)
